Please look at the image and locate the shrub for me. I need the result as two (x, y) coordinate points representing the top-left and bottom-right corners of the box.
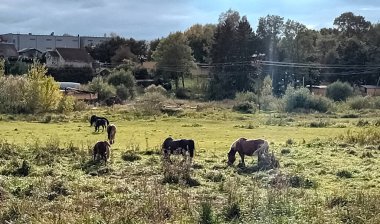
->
(199, 201), (216, 224)
(58, 96), (75, 114)
(25, 62), (62, 113)
(336, 170), (353, 178)
(326, 81), (353, 101)
(116, 85), (132, 101)
(0, 75), (28, 113)
(235, 91), (257, 103)
(283, 87), (331, 112)
(73, 100), (88, 111)
(347, 96), (371, 110)
(48, 66), (94, 84)
(145, 84), (168, 95)
(175, 88), (191, 99)
(108, 70), (136, 88)
(87, 76), (116, 101)
(121, 151), (142, 162)
(136, 91), (167, 116)
(232, 102), (256, 113)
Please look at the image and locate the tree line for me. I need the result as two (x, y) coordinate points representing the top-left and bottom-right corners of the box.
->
(87, 10), (380, 99)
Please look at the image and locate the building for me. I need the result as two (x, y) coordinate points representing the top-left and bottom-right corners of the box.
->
(59, 82), (98, 101)
(0, 33), (109, 52)
(18, 48), (43, 60)
(46, 48), (94, 68)
(306, 85), (327, 96)
(0, 43), (18, 59)
(360, 85), (380, 96)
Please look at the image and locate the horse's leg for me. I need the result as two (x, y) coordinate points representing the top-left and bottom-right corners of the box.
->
(238, 152), (245, 166)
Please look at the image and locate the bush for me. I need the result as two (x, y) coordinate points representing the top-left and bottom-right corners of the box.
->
(73, 100), (88, 111)
(336, 170), (353, 178)
(326, 81), (353, 101)
(121, 151), (142, 162)
(87, 76), (116, 101)
(108, 70), (136, 88)
(283, 87), (331, 112)
(58, 96), (75, 114)
(144, 84), (167, 95)
(48, 66), (94, 84)
(232, 102), (256, 113)
(116, 85), (133, 101)
(0, 75), (28, 113)
(175, 88), (191, 99)
(235, 91), (257, 103)
(136, 91), (167, 116)
(199, 201), (216, 224)
(347, 96), (380, 110)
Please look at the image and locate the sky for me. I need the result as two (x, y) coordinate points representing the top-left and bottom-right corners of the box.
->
(0, 0), (379, 40)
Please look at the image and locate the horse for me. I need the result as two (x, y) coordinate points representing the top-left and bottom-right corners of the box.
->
(94, 119), (108, 132)
(93, 141), (111, 164)
(162, 137), (195, 163)
(90, 115), (110, 127)
(227, 138), (269, 166)
(107, 124), (117, 144)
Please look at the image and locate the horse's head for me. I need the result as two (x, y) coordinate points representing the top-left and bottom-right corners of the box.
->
(90, 115), (97, 126)
(227, 150), (236, 165)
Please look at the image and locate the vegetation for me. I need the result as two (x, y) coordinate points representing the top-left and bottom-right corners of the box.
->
(326, 81), (353, 101)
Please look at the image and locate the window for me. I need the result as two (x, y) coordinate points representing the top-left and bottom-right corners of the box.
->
(72, 39), (78, 42)
(30, 38), (36, 40)
(56, 39), (62, 41)
(46, 38), (52, 41)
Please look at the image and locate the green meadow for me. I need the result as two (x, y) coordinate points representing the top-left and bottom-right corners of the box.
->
(0, 107), (380, 223)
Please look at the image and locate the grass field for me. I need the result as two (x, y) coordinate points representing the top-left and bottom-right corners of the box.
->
(0, 107), (380, 223)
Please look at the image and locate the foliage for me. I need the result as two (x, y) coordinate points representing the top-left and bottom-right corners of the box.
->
(58, 96), (75, 114)
(152, 32), (195, 88)
(107, 69), (136, 100)
(87, 76), (116, 101)
(144, 84), (167, 95)
(25, 62), (62, 113)
(175, 88), (191, 99)
(136, 91), (168, 115)
(0, 58), (4, 77)
(347, 96), (380, 110)
(0, 75), (28, 113)
(48, 67), (94, 84)
(8, 61), (29, 75)
(326, 81), (353, 101)
(283, 87), (332, 112)
(184, 24), (216, 63)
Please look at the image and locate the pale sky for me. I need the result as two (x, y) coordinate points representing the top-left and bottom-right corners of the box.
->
(0, 0), (379, 40)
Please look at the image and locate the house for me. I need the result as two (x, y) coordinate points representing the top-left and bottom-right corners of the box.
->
(306, 85), (327, 96)
(360, 85), (380, 96)
(0, 43), (18, 59)
(18, 48), (42, 60)
(46, 48), (94, 68)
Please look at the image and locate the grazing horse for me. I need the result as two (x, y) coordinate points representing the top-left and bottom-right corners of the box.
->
(93, 141), (111, 164)
(90, 115), (109, 127)
(227, 138), (269, 166)
(162, 137), (195, 162)
(94, 119), (108, 132)
(107, 124), (117, 144)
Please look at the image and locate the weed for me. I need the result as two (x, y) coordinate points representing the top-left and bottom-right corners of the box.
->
(121, 150), (142, 162)
(336, 170), (353, 178)
(199, 201), (216, 224)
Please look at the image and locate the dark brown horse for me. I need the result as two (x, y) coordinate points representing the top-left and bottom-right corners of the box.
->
(227, 138), (269, 166)
(107, 124), (116, 144)
(94, 119), (107, 132)
(90, 115), (109, 127)
(162, 137), (195, 162)
(93, 141), (111, 164)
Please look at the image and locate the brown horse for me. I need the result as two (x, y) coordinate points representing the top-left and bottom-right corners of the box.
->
(93, 141), (111, 164)
(227, 138), (269, 166)
(107, 124), (116, 144)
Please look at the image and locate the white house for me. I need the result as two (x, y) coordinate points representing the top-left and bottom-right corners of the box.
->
(46, 48), (94, 68)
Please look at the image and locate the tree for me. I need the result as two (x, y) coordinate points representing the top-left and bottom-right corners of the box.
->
(256, 15), (284, 61)
(152, 32), (195, 88)
(26, 62), (62, 113)
(147, 38), (160, 61)
(334, 12), (371, 38)
(111, 46), (137, 64)
(184, 24), (216, 63)
(87, 36), (127, 63)
(208, 10), (258, 100)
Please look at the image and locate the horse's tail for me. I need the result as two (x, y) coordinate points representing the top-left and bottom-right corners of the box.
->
(107, 126), (111, 141)
(105, 118), (110, 126)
